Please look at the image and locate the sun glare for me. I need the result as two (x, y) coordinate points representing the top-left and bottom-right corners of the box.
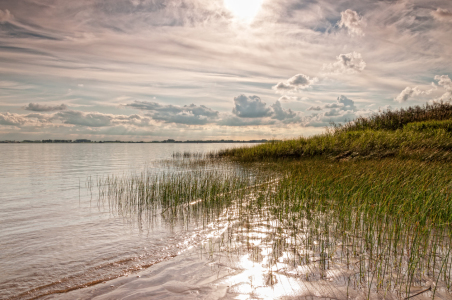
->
(224, 0), (264, 22)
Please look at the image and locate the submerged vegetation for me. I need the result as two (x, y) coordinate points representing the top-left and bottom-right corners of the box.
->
(97, 103), (452, 299)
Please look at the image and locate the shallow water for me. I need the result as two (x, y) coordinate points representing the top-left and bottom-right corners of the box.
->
(3, 143), (452, 300)
(0, 143), (255, 299)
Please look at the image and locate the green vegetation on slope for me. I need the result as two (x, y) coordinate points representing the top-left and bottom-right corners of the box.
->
(219, 102), (452, 161)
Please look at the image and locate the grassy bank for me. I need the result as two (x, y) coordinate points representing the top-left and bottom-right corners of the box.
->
(219, 102), (452, 161)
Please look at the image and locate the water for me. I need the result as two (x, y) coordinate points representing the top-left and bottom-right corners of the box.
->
(0, 143), (255, 299)
(3, 144), (451, 300)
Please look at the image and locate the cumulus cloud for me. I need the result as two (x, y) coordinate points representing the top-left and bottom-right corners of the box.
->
(395, 77), (448, 103)
(278, 95), (299, 102)
(25, 103), (68, 112)
(0, 112), (26, 127)
(53, 111), (113, 127)
(272, 74), (318, 93)
(323, 52), (366, 74)
(0, 9), (13, 23)
(432, 8), (452, 22)
(336, 95), (357, 111)
(0, 110), (154, 129)
(435, 75), (452, 91)
(338, 9), (366, 36)
(433, 75), (452, 102)
(305, 110), (364, 127)
(308, 106), (323, 111)
(394, 86), (424, 103)
(126, 101), (219, 125)
(271, 101), (297, 120)
(324, 108), (343, 116)
(308, 95), (357, 112)
(232, 95), (272, 118)
(218, 115), (276, 127)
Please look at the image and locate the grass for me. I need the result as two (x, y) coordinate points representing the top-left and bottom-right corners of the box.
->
(97, 157), (452, 298)
(218, 101), (452, 161)
(96, 103), (452, 299)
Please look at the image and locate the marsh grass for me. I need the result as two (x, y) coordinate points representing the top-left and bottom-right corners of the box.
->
(96, 158), (275, 229)
(218, 102), (452, 161)
(98, 156), (452, 299)
(339, 101), (452, 132)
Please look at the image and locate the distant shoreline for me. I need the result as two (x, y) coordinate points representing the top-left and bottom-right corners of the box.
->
(0, 139), (272, 144)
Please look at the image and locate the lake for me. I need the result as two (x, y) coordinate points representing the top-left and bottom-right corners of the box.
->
(0, 143), (257, 299)
(3, 143), (444, 300)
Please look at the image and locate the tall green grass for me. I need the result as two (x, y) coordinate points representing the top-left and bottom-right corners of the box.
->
(98, 157), (452, 298)
(339, 101), (452, 132)
(219, 102), (452, 161)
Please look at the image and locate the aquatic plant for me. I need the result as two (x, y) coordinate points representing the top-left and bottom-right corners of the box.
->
(98, 156), (452, 299)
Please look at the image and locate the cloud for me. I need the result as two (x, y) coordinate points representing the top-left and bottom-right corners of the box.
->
(435, 75), (452, 91)
(271, 100), (297, 120)
(394, 86), (424, 103)
(433, 75), (452, 102)
(308, 95), (357, 112)
(232, 94), (272, 118)
(0, 110), (155, 130)
(126, 101), (219, 125)
(323, 52), (366, 74)
(0, 9), (13, 23)
(432, 8), (452, 23)
(24, 103), (68, 112)
(395, 77), (448, 103)
(272, 74), (318, 93)
(336, 95), (357, 111)
(218, 115), (276, 127)
(338, 9), (366, 36)
(0, 112), (26, 127)
(278, 95), (299, 102)
(53, 111), (113, 127)
(324, 108), (342, 117)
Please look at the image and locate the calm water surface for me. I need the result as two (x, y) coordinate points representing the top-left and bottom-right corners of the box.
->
(0, 143), (254, 299)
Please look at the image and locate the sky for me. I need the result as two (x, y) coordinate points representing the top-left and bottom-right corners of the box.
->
(0, 0), (451, 141)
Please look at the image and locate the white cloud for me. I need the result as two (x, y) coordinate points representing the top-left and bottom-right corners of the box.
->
(336, 95), (357, 111)
(323, 52), (366, 74)
(435, 75), (452, 91)
(53, 111), (113, 127)
(0, 110), (154, 129)
(0, 112), (27, 127)
(307, 106), (322, 111)
(338, 9), (366, 36)
(272, 74), (318, 94)
(394, 86), (423, 103)
(278, 95), (299, 102)
(271, 100), (297, 120)
(432, 8), (452, 23)
(24, 103), (68, 112)
(433, 75), (452, 102)
(217, 115), (276, 127)
(307, 95), (357, 112)
(232, 94), (272, 118)
(0, 9), (13, 23)
(397, 76), (450, 103)
(126, 101), (219, 125)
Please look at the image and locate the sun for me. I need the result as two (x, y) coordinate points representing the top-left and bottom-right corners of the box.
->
(223, 0), (264, 22)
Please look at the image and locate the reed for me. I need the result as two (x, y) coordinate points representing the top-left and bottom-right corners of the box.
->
(95, 102), (452, 298)
(97, 156), (452, 298)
